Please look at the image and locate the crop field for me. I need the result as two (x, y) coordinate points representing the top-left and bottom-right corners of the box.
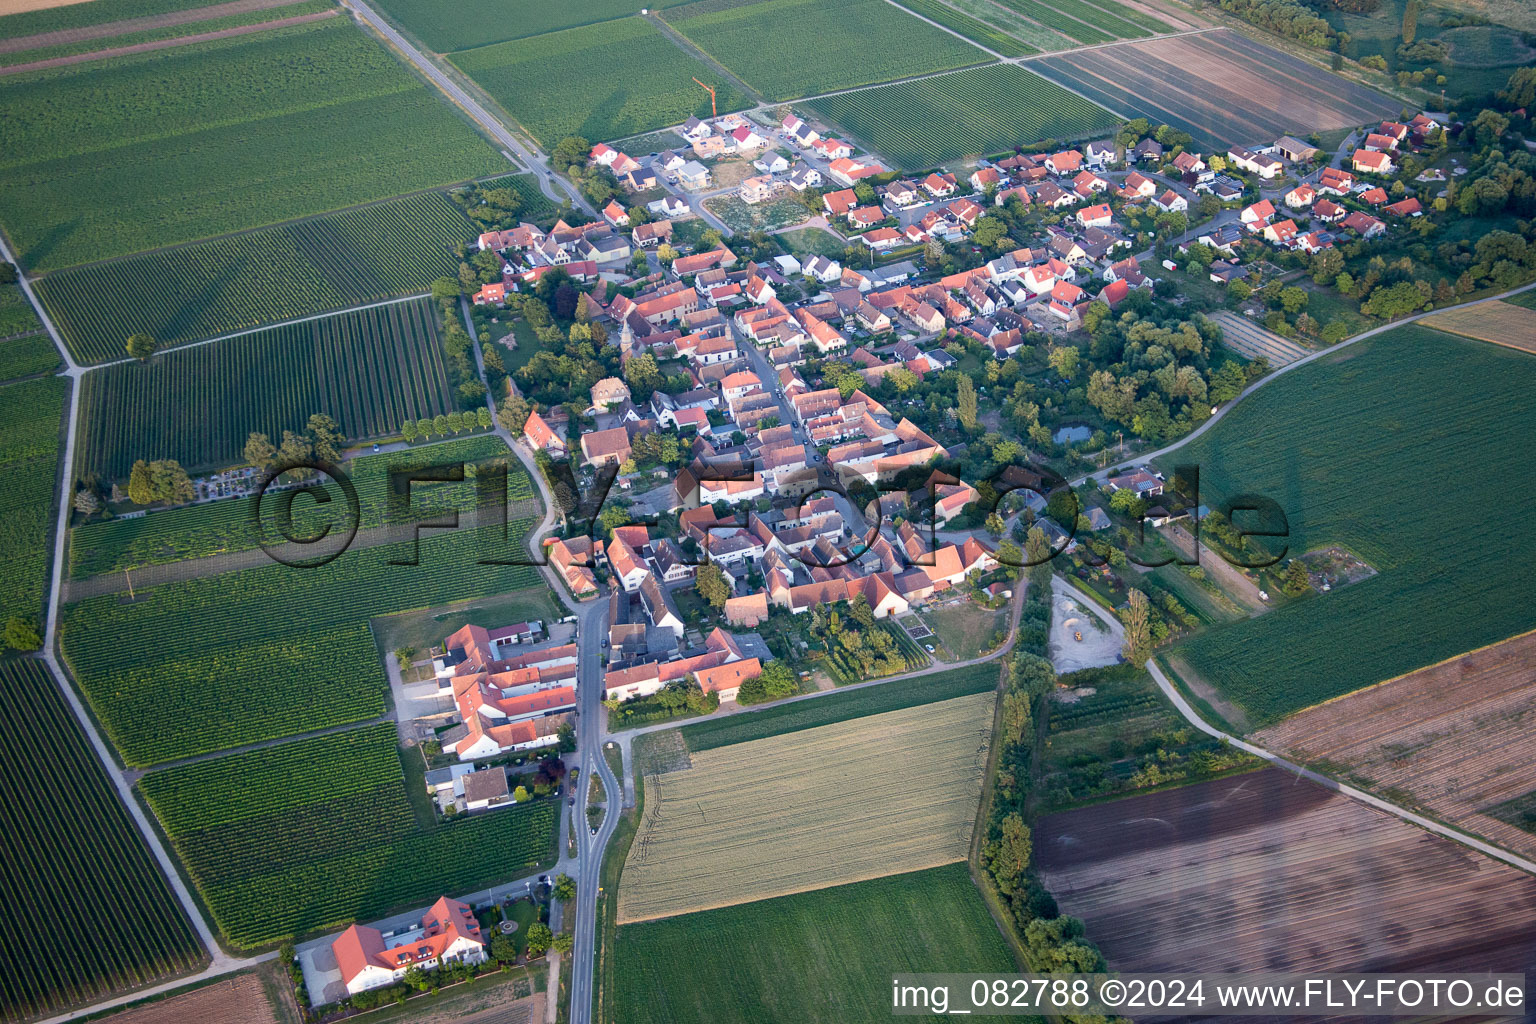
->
(141, 723), (557, 947)
(889, 0), (1035, 57)
(806, 63), (1118, 169)
(1255, 629), (1536, 861)
(1421, 300), (1536, 355)
(0, 18), (504, 272)
(35, 192), (475, 363)
(663, 0), (988, 102)
(0, 0), (234, 39)
(450, 18), (748, 149)
(0, 333), (60, 381)
(0, 375), (66, 630)
(60, 522), (542, 766)
(75, 298), (455, 481)
(366, 0), (689, 54)
(70, 434), (532, 578)
(1208, 310), (1310, 367)
(619, 691), (993, 923)
(1036, 768), (1536, 974)
(1157, 327), (1536, 725)
(1507, 291), (1536, 311)
(94, 970), (280, 1024)
(681, 660), (1001, 750)
(612, 864), (1017, 1024)
(0, 281), (41, 338)
(995, 0), (1167, 45)
(0, 660), (204, 1022)
(1031, 29), (1400, 152)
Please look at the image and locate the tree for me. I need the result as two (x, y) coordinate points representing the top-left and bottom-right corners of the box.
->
(554, 874), (577, 901)
(1107, 487), (1145, 517)
(490, 935), (517, 964)
(401, 420), (418, 443)
(401, 966), (432, 993)
(985, 511), (1006, 536)
(498, 394), (531, 435)
(1047, 345), (1080, 379)
(524, 923), (553, 958)
(556, 721), (576, 753)
(147, 459), (194, 504)
(433, 414), (449, 437)
(243, 432), (276, 470)
(983, 813), (1032, 896)
(417, 416), (435, 440)
(1121, 588), (1151, 665)
(695, 563), (731, 609)
(955, 373), (978, 431)
(127, 460), (154, 505)
(1401, 0), (1418, 44)
(656, 243), (677, 264)
(447, 411), (465, 434)
(1361, 280), (1429, 318)
(125, 333), (157, 362)
(552, 932), (575, 955)
(2, 616), (42, 651)
(1279, 286), (1308, 314)
(476, 407), (493, 429)
(624, 352), (663, 400)
(1280, 558), (1311, 597)
(306, 413), (344, 463)
(73, 486), (102, 517)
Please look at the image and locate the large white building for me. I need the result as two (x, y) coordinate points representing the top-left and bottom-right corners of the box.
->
(332, 897), (487, 995)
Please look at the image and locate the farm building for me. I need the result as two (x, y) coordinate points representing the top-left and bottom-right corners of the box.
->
(333, 897), (486, 996)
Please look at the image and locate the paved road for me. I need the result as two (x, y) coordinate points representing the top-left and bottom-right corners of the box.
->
(339, 0), (594, 217)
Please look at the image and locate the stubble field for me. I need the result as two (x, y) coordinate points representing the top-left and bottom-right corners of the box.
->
(619, 690), (994, 923)
(1036, 768), (1536, 975)
(1421, 299), (1536, 354)
(1255, 628), (1536, 861)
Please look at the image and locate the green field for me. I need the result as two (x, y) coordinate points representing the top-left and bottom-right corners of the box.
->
(60, 523), (543, 767)
(0, 0), (333, 67)
(611, 863), (1017, 1024)
(69, 434), (533, 578)
(664, 0), (988, 101)
(0, 660), (205, 1021)
(0, 19), (503, 271)
(1160, 326), (1536, 726)
(141, 723), (557, 948)
(0, 0), (226, 39)
(1505, 291), (1536, 311)
(0, 376), (66, 630)
(806, 63), (1118, 169)
(75, 298), (456, 481)
(367, 0), (688, 53)
(889, 0), (1035, 56)
(681, 660), (1000, 751)
(993, 0), (1114, 43)
(0, 281), (41, 338)
(0, 333), (59, 381)
(35, 192), (475, 364)
(450, 17), (748, 148)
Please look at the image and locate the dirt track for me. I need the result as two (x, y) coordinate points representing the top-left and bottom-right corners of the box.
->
(0, 0), (310, 54)
(1037, 769), (1536, 981)
(0, 8), (335, 75)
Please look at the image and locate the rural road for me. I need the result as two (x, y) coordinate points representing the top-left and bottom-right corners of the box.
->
(1147, 661), (1536, 877)
(339, 0), (595, 217)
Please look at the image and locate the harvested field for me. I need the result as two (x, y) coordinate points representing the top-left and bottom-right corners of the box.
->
(1209, 310), (1310, 367)
(1422, 300), (1536, 354)
(1255, 629), (1536, 861)
(1031, 30), (1399, 152)
(619, 691), (993, 923)
(1037, 768), (1536, 975)
(94, 972), (279, 1024)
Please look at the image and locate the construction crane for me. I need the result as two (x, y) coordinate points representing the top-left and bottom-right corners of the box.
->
(692, 76), (717, 119)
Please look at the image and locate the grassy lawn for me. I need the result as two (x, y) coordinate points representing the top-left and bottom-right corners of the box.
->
(1299, 280), (1374, 337)
(922, 600), (1007, 660)
(776, 226), (848, 257)
(372, 586), (560, 656)
(611, 863), (1018, 1024)
(680, 660), (1001, 751)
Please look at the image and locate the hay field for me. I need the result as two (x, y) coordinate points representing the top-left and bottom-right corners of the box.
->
(618, 691), (994, 923)
(1255, 629), (1536, 861)
(1422, 300), (1536, 354)
(1037, 769), (1536, 975)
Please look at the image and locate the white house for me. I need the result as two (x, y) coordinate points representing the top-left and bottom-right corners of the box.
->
(333, 898), (487, 996)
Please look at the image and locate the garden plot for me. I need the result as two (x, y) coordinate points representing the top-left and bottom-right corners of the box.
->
(1208, 310), (1310, 367)
(619, 690), (994, 922)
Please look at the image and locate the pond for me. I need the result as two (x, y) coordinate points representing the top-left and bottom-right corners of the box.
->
(1053, 424), (1093, 445)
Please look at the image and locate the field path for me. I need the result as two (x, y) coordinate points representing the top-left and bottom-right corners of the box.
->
(0, 0), (313, 53)
(1149, 661), (1536, 877)
(0, 9), (337, 75)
